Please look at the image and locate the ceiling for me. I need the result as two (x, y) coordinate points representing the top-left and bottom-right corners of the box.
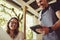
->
(5, 0), (56, 16)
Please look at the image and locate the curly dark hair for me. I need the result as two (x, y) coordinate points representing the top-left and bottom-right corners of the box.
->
(6, 17), (19, 38)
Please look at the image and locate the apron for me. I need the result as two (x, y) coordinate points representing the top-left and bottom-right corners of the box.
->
(39, 6), (59, 40)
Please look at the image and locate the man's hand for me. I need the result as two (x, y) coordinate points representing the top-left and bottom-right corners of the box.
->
(42, 27), (49, 35)
(36, 26), (50, 35)
(36, 28), (43, 34)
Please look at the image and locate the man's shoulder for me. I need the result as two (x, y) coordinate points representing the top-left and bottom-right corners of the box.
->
(49, 2), (60, 11)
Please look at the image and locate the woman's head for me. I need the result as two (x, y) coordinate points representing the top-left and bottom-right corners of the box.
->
(7, 17), (19, 31)
(7, 17), (19, 38)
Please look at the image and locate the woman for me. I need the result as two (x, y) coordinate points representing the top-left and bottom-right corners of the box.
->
(6, 17), (24, 40)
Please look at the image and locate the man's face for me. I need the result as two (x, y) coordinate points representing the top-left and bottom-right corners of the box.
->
(36, 0), (48, 9)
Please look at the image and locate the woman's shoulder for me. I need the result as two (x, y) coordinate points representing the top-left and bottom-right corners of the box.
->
(14, 31), (24, 40)
(18, 31), (24, 36)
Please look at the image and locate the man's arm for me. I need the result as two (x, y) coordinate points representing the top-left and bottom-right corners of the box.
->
(51, 10), (60, 30)
(39, 10), (60, 34)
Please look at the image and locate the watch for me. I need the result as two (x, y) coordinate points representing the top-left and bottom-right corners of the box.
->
(49, 27), (54, 33)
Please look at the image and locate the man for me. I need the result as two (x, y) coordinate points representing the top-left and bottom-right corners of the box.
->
(35, 0), (60, 40)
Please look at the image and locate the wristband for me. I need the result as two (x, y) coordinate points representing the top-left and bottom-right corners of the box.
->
(49, 27), (54, 33)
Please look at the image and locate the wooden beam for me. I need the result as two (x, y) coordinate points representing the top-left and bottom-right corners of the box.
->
(23, 6), (27, 40)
